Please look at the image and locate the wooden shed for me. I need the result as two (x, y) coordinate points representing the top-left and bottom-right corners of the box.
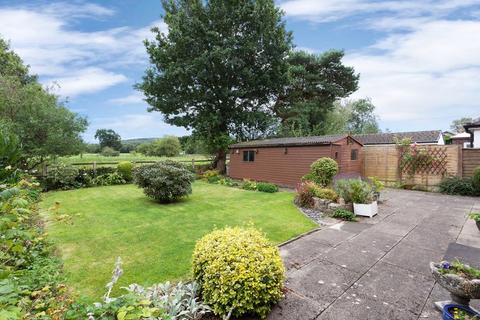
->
(228, 134), (363, 187)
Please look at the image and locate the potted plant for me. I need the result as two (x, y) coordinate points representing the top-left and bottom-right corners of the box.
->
(349, 179), (377, 218)
(442, 304), (479, 320)
(430, 260), (480, 317)
(469, 213), (480, 231)
(369, 176), (385, 202)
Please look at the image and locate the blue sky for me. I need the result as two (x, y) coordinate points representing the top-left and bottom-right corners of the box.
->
(1, 0), (479, 142)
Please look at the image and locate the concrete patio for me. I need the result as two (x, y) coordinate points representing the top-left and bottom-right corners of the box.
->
(269, 189), (480, 320)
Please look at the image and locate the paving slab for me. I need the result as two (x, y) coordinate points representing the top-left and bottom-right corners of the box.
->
(324, 241), (385, 274)
(267, 290), (326, 320)
(286, 259), (360, 305)
(306, 228), (356, 247)
(443, 242), (480, 268)
(280, 235), (333, 270)
(382, 242), (445, 276)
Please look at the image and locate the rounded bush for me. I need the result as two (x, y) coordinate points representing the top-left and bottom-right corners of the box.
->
(117, 161), (134, 182)
(133, 161), (195, 203)
(192, 227), (285, 318)
(315, 188), (338, 201)
(42, 163), (80, 190)
(308, 157), (338, 186)
(256, 182), (279, 193)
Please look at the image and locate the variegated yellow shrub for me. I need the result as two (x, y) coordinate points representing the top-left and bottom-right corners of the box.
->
(192, 227), (285, 319)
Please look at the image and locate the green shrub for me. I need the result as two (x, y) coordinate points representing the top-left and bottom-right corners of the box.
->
(0, 178), (70, 318)
(93, 172), (126, 186)
(42, 163), (80, 190)
(303, 157), (338, 187)
(472, 167), (480, 192)
(218, 177), (239, 187)
(469, 212), (480, 222)
(438, 176), (476, 196)
(117, 161), (134, 182)
(335, 179), (373, 204)
(100, 146), (120, 157)
(295, 181), (320, 208)
(331, 208), (356, 221)
(133, 161), (195, 203)
(192, 227), (284, 318)
(202, 169), (220, 183)
(256, 182), (279, 193)
(315, 188), (338, 201)
(242, 179), (257, 191)
(369, 176), (385, 193)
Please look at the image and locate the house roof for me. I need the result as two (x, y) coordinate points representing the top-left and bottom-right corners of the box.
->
(229, 134), (358, 148)
(451, 132), (471, 139)
(353, 130), (442, 145)
(464, 117), (480, 132)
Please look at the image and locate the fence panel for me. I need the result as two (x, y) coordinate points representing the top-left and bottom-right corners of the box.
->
(462, 149), (480, 177)
(363, 144), (461, 189)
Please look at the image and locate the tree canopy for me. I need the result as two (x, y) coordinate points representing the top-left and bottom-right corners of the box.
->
(0, 38), (87, 166)
(94, 129), (122, 151)
(274, 50), (359, 136)
(450, 117), (472, 133)
(138, 0), (292, 171)
(322, 99), (380, 135)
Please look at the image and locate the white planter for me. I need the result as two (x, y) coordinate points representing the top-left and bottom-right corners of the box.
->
(353, 201), (378, 218)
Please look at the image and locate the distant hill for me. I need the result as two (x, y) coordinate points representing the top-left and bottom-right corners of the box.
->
(121, 138), (159, 145)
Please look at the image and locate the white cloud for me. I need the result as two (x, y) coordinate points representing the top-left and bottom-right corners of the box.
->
(108, 93), (145, 105)
(345, 19), (480, 128)
(280, 0), (479, 22)
(48, 67), (127, 97)
(0, 2), (166, 97)
(86, 113), (188, 142)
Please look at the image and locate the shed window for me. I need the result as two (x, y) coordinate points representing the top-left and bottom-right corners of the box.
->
(350, 149), (358, 161)
(243, 150), (255, 162)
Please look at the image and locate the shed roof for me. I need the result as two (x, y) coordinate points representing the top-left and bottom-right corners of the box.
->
(353, 130), (442, 145)
(229, 134), (356, 148)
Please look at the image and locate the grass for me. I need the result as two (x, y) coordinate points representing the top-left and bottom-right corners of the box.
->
(40, 182), (315, 300)
(59, 153), (209, 165)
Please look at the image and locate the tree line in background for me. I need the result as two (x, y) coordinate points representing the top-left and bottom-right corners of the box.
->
(138, 0), (380, 171)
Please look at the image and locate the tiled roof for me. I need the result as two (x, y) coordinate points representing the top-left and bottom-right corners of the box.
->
(353, 130), (442, 145)
(229, 134), (349, 148)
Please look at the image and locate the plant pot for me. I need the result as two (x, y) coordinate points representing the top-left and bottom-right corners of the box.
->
(430, 262), (480, 304)
(442, 303), (480, 320)
(353, 201), (378, 218)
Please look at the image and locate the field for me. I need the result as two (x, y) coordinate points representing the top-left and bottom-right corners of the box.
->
(59, 153), (210, 165)
(40, 182), (315, 299)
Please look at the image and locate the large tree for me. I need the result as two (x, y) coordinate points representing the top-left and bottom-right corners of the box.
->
(274, 50), (359, 136)
(94, 129), (122, 151)
(138, 0), (292, 171)
(323, 99), (380, 135)
(450, 117), (473, 133)
(0, 38), (88, 167)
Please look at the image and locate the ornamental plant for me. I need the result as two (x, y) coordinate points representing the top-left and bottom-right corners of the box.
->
(117, 161), (134, 182)
(303, 157), (338, 187)
(133, 161), (195, 203)
(473, 166), (480, 193)
(335, 179), (374, 204)
(294, 181), (320, 208)
(331, 208), (356, 221)
(192, 227), (285, 319)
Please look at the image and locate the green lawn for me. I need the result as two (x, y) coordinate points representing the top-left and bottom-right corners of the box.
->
(59, 153), (209, 165)
(40, 182), (315, 299)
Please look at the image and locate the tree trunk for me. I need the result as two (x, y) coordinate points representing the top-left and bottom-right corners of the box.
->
(214, 149), (227, 174)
